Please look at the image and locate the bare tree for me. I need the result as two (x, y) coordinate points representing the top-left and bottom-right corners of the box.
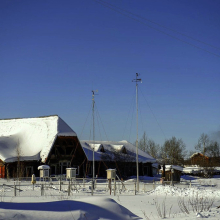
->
(206, 141), (220, 158)
(16, 143), (24, 179)
(195, 133), (210, 155)
(161, 137), (187, 165)
(147, 139), (160, 159)
(138, 132), (147, 152)
(138, 132), (160, 158)
(206, 141), (220, 167)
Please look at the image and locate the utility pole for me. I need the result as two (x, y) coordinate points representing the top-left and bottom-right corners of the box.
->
(92, 90), (98, 189)
(132, 73), (142, 191)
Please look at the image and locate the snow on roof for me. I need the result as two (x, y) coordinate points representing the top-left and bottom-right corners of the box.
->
(38, 165), (50, 170)
(111, 145), (124, 151)
(80, 140), (156, 163)
(89, 144), (104, 152)
(182, 166), (203, 174)
(0, 115), (77, 163)
(190, 152), (209, 158)
(161, 165), (183, 172)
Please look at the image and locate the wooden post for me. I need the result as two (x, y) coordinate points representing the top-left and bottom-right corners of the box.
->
(91, 181), (93, 196)
(134, 182), (136, 195)
(114, 179), (116, 196)
(108, 179), (111, 195)
(41, 184), (44, 196)
(14, 182), (16, 197)
(68, 180), (70, 196)
(59, 178), (61, 192)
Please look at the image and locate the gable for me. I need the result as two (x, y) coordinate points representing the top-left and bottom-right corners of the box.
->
(0, 115), (77, 163)
(80, 140), (156, 163)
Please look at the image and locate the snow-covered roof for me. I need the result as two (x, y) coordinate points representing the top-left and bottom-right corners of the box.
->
(190, 152), (209, 158)
(161, 165), (183, 172)
(80, 140), (156, 163)
(89, 144), (104, 152)
(0, 115), (77, 163)
(38, 165), (50, 170)
(183, 166), (203, 174)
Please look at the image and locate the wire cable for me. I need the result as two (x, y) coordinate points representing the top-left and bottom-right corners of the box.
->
(139, 87), (167, 140)
(138, 97), (145, 137)
(94, 0), (220, 58)
(79, 103), (93, 140)
(95, 107), (103, 141)
(128, 94), (136, 143)
(95, 103), (109, 141)
(122, 86), (136, 141)
(96, 0), (220, 51)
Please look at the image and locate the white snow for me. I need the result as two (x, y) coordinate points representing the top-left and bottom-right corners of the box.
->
(38, 165), (50, 170)
(0, 115), (77, 163)
(161, 165), (183, 172)
(80, 140), (156, 163)
(0, 175), (220, 219)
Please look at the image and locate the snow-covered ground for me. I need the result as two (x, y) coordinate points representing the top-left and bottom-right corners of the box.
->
(0, 175), (220, 220)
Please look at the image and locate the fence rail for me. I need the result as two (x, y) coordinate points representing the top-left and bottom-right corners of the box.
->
(0, 178), (193, 198)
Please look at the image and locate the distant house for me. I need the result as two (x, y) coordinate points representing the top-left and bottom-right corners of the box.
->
(0, 115), (156, 179)
(184, 153), (220, 177)
(190, 153), (209, 166)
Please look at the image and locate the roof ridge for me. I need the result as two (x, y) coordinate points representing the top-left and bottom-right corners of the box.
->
(0, 115), (59, 121)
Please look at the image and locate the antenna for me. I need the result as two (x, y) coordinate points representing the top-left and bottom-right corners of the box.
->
(132, 73), (142, 192)
(92, 90), (98, 190)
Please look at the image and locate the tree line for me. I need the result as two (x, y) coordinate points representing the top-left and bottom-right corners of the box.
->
(138, 132), (220, 166)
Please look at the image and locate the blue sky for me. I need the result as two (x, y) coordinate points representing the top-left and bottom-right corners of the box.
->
(1, 0), (220, 153)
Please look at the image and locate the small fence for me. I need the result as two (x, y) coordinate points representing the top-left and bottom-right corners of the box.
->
(0, 178), (192, 198)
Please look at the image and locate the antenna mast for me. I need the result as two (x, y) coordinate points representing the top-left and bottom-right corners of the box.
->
(92, 90), (98, 189)
(132, 73), (142, 191)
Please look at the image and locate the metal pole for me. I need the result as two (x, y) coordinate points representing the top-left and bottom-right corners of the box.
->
(92, 91), (95, 190)
(133, 73), (141, 192)
(136, 76), (139, 191)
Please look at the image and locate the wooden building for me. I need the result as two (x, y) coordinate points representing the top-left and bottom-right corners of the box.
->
(190, 153), (209, 167)
(161, 165), (183, 182)
(0, 115), (156, 179)
(80, 140), (156, 179)
(0, 159), (5, 178)
(0, 115), (85, 178)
